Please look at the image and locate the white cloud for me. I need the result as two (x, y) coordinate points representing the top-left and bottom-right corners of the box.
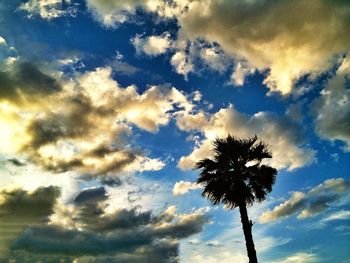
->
(85, 0), (190, 27)
(199, 46), (231, 73)
(132, 32), (172, 56)
(85, 0), (143, 26)
(0, 36), (6, 46)
(231, 61), (255, 87)
(187, 250), (248, 263)
(173, 180), (202, 196)
(176, 111), (208, 132)
(177, 106), (315, 171)
(105, 177), (168, 213)
(171, 51), (194, 80)
(77, 67), (194, 132)
(322, 210), (350, 223)
(311, 56), (350, 151)
(193, 90), (202, 102)
(19, 0), (77, 19)
(259, 178), (350, 223)
(205, 240), (220, 247)
(271, 252), (318, 263)
(0, 155), (80, 203)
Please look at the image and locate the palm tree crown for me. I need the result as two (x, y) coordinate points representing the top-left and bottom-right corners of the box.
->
(196, 135), (277, 209)
(196, 135), (277, 263)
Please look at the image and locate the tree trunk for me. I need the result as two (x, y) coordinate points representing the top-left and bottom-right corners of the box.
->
(239, 204), (258, 263)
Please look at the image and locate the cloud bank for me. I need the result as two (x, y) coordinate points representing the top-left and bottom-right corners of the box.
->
(82, 0), (350, 95)
(2, 185), (209, 262)
(177, 106), (315, 171)
(0, 62), (197, 177)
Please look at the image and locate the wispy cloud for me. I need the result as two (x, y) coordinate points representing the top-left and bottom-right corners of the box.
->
(173, 181), (202, 196)
(259, 178), (350, 223)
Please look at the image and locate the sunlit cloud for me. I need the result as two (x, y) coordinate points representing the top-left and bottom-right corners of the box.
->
(177, 106), (315, 171)
(259, 178), (350, 223)
(0, 62), (197, 177)
(173, 180), (202, 196)
(20, 0), (77, 19)
(82, 0), (350, 95)
(270, 252), (318, 263)
(132, 32), (173, 56)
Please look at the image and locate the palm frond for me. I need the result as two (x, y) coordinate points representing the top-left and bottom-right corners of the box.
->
(195, 135), (277, 209)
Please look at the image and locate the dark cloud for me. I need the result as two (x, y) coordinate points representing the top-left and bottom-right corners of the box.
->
(6, 158), (26, 167)
(0, 62), (61, 102)
(25, 115), (138, 175)
(0, 186), (60, 219)
(21, 90), (140, 176)
(310, 56), (350, 151)
(99, 177), (123, 187)
(0, 186), (60, 261)
(74, 187), (108, 205)
(25, 95), (95, 149)
(6, 187), (209, 262)
(1, 66), (173, 176)
(87, 208), (153, 232)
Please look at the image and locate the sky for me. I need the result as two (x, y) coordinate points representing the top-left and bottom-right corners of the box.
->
(0, 0), (349, 262)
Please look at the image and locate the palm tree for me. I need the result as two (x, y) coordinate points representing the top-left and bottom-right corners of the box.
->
(196, 135), (277, 263)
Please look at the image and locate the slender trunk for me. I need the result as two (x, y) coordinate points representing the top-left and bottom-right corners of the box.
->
(239, 204), (258, 263)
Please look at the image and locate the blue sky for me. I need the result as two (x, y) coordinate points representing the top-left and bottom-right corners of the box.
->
(0, 0), (349, 262)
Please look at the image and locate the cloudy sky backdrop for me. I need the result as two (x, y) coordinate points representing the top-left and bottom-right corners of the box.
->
(0, 0), (349, 262)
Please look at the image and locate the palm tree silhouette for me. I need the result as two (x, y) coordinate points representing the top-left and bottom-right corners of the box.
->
(196, 135), (277, 263)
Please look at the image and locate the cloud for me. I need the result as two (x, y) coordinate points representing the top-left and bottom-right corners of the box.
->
(84, 0), (350, 95)
(322, 210), (350, 223)
(0, 156), (81, 203)
(85, 0), (143, 26)
(0, 186), (60, 257)
(103, 176), (169, 212)
(19, 0), (77, 20)
(0, 186), (59, 220)
(0, 36), (6, 45)
(73, 187), (108, 205)
(132, 32), (172, 56)
(270, 252), (318, 263)
(6, 185), (209, 262)
(177, 106), (315, 171)
(6, 158), (26, 167)
(231, 61), (255, 87)
(111, 55), (141, 75)
(0, 65), (198, 175)
(175, 111), (208, 132)
(199, 45), (231, 73)
(259, 178), (350, 223)
(206, 240), (220, 247)
(0, 61), (61, 103)
(175, 41), (231, 75)
(170, 51), (194, 80)
(84, 0), (189, 27)
(173, 181), (202, 196)
(311, 56), (350, 151)
(176, 0), (350, 94)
